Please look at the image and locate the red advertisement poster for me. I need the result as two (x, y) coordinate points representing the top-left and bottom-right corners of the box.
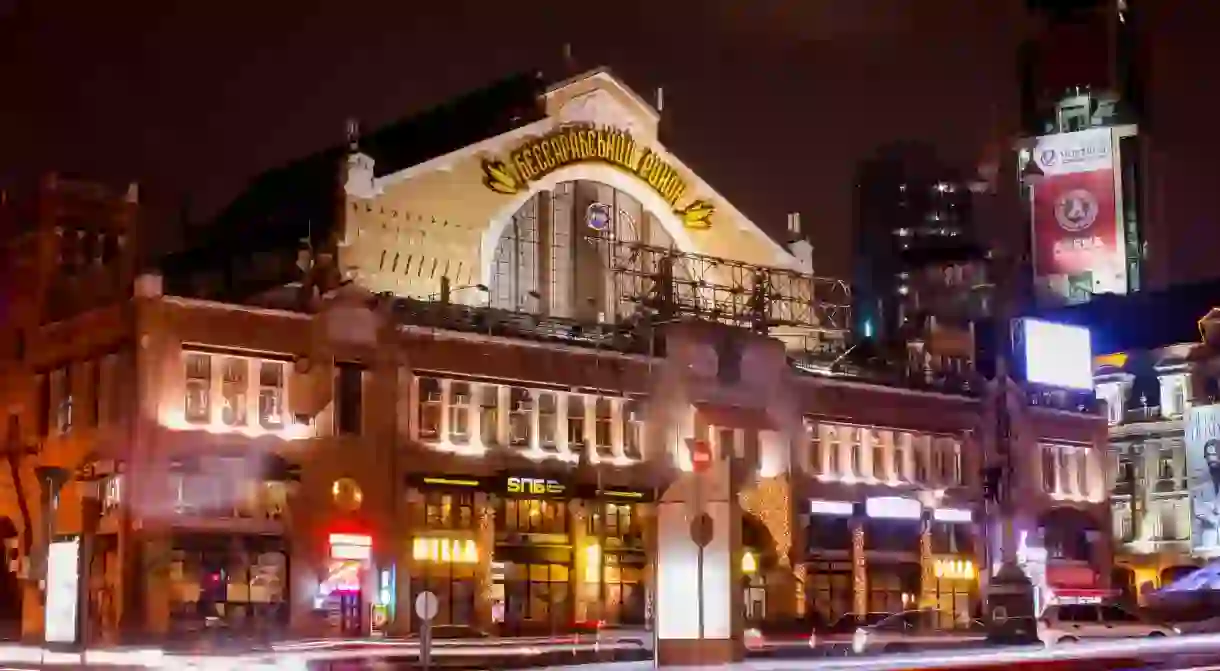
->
(1031, 168), (1118, 278)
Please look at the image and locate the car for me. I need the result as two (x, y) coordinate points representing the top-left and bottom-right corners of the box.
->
(1037, 603), (1178, 645)
(851, 609), (987, 655)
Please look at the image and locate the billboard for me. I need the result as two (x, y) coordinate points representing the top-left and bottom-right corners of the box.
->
(1029, 128), (1126, 306)
(1188, 405), (1220, 557)
(1020, 318), (1093, 391)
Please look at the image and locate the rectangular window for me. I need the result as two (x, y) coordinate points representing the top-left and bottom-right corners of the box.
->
(220, 358), (249, 427)
(448, 382), (471, 444)
(184, 352), (211, 424)
(913, 434), (931, 483)
(871, 430), (888, 480)
(335, 364), (363, 436)
(52, 366), (72, 434)
(806, 419), (820, 474)
(594, 397), (613, 457)
(1075, 448), (1089, 495)
(100, 352), (120, 424)
(623, 400), (643, 459)
(419, 377), (442, 441)
(258, 361), (285, 428)
(567, 395), (586, 453)
(1042, 445), (1057, 492)
(538, 392), (557, 450)
(480, 385), (500, 448)
(509, 387), (531, 447)
(87, 360), (100, 427)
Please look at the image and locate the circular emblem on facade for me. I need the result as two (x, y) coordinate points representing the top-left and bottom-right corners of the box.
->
(1039, 149), (1057, 167)
(1054, 189), (1099, 232)
(331, 477), (364, 512)
(586, 202), (612, 232)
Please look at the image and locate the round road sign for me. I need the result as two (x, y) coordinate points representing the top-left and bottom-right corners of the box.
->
(415, 590), (439, 621)
(690, 513), (714, 548)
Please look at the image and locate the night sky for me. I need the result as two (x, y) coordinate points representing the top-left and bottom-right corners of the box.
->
(1, 0), (1216, 284)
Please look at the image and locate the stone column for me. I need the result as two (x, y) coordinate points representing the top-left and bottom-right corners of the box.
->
(570, 504), (591, 624)
(919, 511), (937, 609)
(474, 495), (496, 630)
(851, 518), (867, 617)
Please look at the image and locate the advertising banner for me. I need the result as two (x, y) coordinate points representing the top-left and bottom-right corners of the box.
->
(1187, 405), (1220, 556)
(1029, 128), (1126, 305)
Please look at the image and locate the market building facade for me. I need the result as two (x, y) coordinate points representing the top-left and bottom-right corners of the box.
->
(0, 69), (1109, 647)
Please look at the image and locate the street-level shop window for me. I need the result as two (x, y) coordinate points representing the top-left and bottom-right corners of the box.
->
(864, 518), (920, 553)
(501, 562), (569, 634)
(167, 537), (287, 637)
(806, 515), (852, 552)
(931, 521), (973, 555)
(588, 503), (641, 546)
(808, 566), (852, 625)
(932, 578), (974, 629)
(419, 378), (442, 440)
(411, 490), (475, 531)
(867, 564), (919, 614)
(601, 564), (644, 625)
(501, 499), (567, 535)
(411, 560), (476, 627)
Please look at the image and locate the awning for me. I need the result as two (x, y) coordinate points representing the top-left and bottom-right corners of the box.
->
(694, 403), (775, 431)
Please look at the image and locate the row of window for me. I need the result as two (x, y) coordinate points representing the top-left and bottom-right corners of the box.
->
(1040, 443), (1099, 499)
(182, 351), (364, 436)
(1112, 496), (1190, 544)
(417, 377), (643, 458)
(35, 351), (125, 437)
(1111, 440), (1186, 493)
(807, 422), (964, 487)
(407, 491), (643, 540)
(1095, 372), (1189, 426)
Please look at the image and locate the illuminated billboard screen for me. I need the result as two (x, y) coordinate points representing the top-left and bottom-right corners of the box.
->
(1022, 319), (1092, 391)
(1028, 128), (1127, 306)
(1187, 405), (1220, 557)
(45, 539), (80, 644)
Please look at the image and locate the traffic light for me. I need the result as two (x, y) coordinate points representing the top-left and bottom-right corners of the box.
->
(982, 466), (1003, 501)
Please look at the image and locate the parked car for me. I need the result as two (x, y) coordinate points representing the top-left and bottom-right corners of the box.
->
(1038, 603), (1177, 645)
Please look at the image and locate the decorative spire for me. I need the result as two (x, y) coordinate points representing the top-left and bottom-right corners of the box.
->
(345, 117), (361, 153)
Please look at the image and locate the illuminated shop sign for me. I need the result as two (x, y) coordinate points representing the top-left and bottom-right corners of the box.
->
(413, 537), (478, 564)
(934, 558), (977, 581)
(933, 508), (973, 523)
(865, 496), (922, 520)
(481, 125), (715, 230)
(328, 533), (373, 561)
(421, 476), (481, 488)
(809, 499), (854, 516)
(506, 476), (566, 497)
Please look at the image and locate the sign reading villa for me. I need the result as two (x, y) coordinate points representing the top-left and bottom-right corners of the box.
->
(482, 125), (715, 230)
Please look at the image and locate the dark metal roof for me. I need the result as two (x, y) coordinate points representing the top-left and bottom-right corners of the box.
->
(161, 70), (549, 299)
(1035, 278), (1220, 354)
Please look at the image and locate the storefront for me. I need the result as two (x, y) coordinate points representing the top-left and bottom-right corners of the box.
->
(805, 499), (855, 624)
(167, 534), (289, 637)
(407, 472), (651, 633)
(864, 497), (922, 614)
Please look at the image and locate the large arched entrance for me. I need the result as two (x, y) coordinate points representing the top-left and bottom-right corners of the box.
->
(742, 512), (778, 624)
(488, 179), (690, 322)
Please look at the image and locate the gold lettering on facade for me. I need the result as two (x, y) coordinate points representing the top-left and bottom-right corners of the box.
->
(480, 125), (716, 230)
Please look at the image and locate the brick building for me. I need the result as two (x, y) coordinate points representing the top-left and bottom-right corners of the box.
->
(0, 69), (1110, 644)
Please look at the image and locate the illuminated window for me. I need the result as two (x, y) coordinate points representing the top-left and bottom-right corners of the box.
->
(448, 381), (471, 444)
(183, 353), (210, 424)
(258, 361), (285, 428)
(872, 430), (890, 480)
(1042, 445), (1058, 493)
(419, 378), (442, 441)
(594, 397), (613, 457)
(509, 387), (532, 447)
(220, 358), (248, 427)
(334, 364), (363, 436)
(538, 392), (557, 450)
(623, 399), (643, 459)
(806, 418), (820, 474)
(913, 434), (931, 483)
(568, 395), (587, 453)
(480, 385), (501, 448)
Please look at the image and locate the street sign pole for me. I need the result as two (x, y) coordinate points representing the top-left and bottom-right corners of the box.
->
(415, 590), (439, 671)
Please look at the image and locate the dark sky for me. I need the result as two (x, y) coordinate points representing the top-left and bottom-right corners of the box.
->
(0, 1), (1215, 284)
